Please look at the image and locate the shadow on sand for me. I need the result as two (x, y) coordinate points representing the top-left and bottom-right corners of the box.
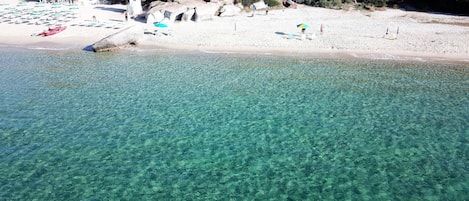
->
(83, 45), (94, 52)
(94, 6), (126, 13)
(275, 31), (299, 39)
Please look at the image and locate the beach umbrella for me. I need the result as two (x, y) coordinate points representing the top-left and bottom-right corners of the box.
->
(154, 22), (168, 28)
(297, 23), (309, 34)
(297, 23), (309, 30)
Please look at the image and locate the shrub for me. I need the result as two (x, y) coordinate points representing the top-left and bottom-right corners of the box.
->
(241, 0), (280, 8)
(363, 0), (388, 7)
(241, 0), (256, 7)
(265, 0), (281, 7)
(301, 0), (344, 8)
(318, 0), (343, 8)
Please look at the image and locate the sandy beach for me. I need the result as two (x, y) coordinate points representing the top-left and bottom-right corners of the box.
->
(1, 0), (468, 62)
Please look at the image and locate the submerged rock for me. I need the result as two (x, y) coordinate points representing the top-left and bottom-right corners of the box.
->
(92, 25), (144, 52)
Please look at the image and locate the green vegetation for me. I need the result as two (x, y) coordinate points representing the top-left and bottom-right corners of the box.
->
(294, 0), (445, 9)
(297, 0), (469, 14)
(288, 0), (387, 9)
(404, 0), (469, 14)
(264, 0), (281, 7)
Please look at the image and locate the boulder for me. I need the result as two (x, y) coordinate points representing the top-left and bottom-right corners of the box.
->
(147, 3), (187, 23)
(219, 4), (241, 17)
(146, 0), (219, 23)
(149, 1), (165, 9)
(146, 11), (164, 25)
(193, 3), (219, 21)
(127, 0), (143, 18)
(283, 0), (297, 8)
(252, 1), (268, 10)
(92, 25), (144, 52)
(182, 7), (195, 21)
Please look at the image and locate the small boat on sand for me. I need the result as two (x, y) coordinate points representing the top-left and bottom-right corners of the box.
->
(37, 26), (67, 37)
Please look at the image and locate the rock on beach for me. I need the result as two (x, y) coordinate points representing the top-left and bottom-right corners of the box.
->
(92, 25), (144, 52)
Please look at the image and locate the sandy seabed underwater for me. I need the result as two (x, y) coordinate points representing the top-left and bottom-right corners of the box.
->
(0, 49), (468, 200)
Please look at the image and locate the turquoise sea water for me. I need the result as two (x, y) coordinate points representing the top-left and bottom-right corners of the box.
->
(0, 49), (468, 200)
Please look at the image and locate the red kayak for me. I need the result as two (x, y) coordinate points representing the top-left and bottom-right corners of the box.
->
(38, 26), (67, 37)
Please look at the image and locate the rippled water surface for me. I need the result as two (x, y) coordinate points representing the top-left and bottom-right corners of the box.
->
(0, 50), (468, 200)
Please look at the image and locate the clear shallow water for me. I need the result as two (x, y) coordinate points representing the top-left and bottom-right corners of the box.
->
(0, 49), (468, 200)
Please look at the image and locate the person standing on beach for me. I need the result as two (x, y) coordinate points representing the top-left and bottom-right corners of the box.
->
(251, 5), (256, 17)
(385, 27), (389, 38)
